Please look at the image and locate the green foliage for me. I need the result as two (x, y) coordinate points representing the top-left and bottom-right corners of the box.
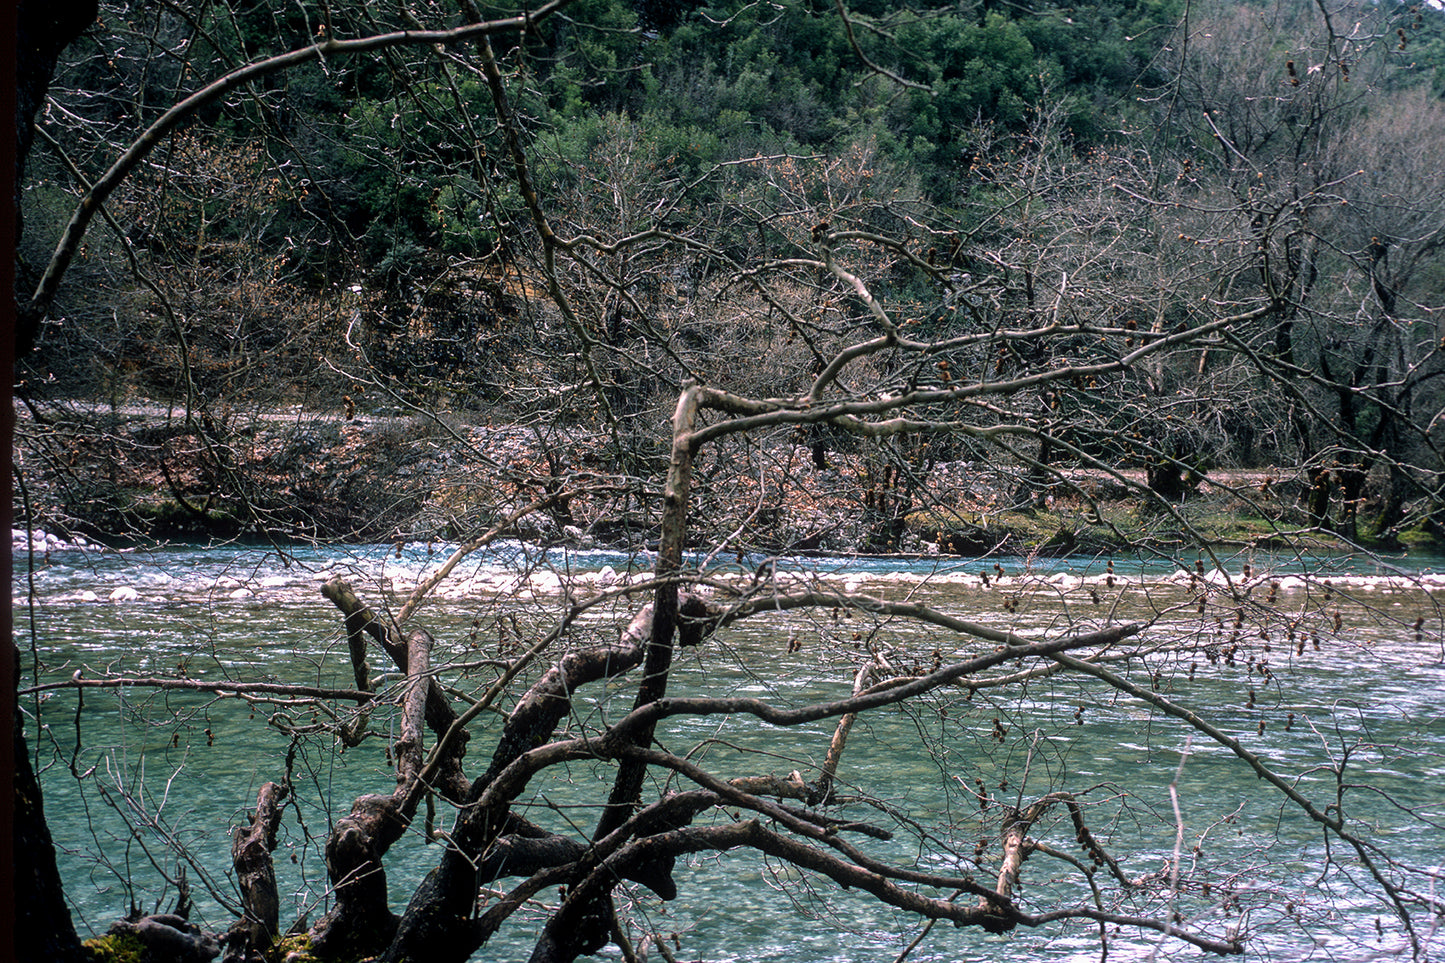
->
(62, 0), (1191, 289)
(533, 0), (644, 112)
(645, 0), (858, 146)
(1382, 0), (1445, 93)
(32, 0), (1445, 500)
(912, 12), (1041, 126)
(326, 72), (511, 268)
(82, 932), (145, 963)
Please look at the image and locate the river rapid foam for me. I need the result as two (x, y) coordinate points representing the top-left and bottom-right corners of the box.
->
(13, 534), (1445, 606)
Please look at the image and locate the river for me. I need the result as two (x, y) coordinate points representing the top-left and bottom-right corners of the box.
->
(13, 538), (1445, 961)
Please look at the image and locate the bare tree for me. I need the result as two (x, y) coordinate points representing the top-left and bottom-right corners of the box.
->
(13, 2), (1445, 963)
(1151, 0), (1445, 542)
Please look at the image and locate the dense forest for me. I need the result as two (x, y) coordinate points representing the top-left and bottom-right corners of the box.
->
(12, 3), (1445, 963)
(15, 0), (1445, 550)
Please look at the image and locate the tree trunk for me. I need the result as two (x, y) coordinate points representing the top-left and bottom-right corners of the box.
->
(310, 625), (438, 958)
(1335, 463), (1367, 543)
(12, 701), (87, 963)
(1304, 467), (1332, 528)
(309, 794), (404, 958)
(11, 6), (102, 954)
(223, 781), (290, 962)
(382, 602), (699, 962)
(1146, 460), (1187, 502)
(15, 0), (100, 353)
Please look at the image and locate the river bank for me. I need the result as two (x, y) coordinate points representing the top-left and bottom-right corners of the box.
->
(12, 397), (1413, 559)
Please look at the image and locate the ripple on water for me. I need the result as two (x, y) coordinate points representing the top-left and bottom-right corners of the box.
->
(15, 543), (1445, 962)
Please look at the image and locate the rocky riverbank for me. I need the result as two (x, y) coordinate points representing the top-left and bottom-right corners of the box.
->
(12, 399), (1369, 557)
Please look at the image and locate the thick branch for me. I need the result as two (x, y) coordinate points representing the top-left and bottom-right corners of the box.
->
(395, 630), (432, 802)
(383, 592), (717, 963)
(978, 794), (1072, 930)
(478, 603), (654, 788)
(810, 658), (879, 805)
(531, 819), (996, 963)
(309, 627), (438, 959)
(322, 577), (407, 668)
(323, 579), (470, 801)
(543, 815), (1240, 960)
(592, 387), (707, 842)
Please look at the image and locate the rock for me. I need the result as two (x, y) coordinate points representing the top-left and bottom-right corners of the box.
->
(108, 586), (141, 602)
(12, 528), (99, 552)
(562, 525), (594, 547)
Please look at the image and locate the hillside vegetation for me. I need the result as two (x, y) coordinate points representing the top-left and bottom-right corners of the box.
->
(15, 0), (1445, 552)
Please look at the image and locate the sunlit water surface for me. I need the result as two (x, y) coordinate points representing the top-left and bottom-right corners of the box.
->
(13, 540), (1445, 961)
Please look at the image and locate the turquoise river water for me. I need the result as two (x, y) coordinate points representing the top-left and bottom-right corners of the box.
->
(12, 539), (1445, 962)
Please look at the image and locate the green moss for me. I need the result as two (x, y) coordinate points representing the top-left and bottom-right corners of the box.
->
(85, 929), (324, 963)
(904, 492), (1368, 558)
(905, 507), (976, 531)
(1395, 526), (1439, 550)
(266, 933), (316, 962)
(83, 932), (146, 963)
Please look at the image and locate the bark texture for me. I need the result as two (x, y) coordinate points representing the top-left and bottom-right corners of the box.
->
(12, 700), (86, 963)
(12, 5), (100, 951)
(308, 622), (443, 958)
(222, 781), (290, 962)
